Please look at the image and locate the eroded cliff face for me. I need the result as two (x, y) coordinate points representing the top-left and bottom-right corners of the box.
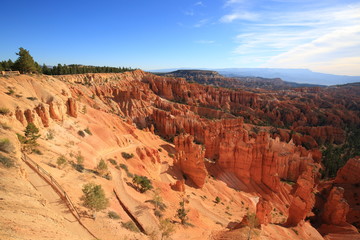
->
(322, 187), (349, 225)
(174, 134), (207, 188)
(334, 157), (360, 184)
(334, 157), (360, 230)
(3, 71), (358, 239)
(286, 165), (318, 226)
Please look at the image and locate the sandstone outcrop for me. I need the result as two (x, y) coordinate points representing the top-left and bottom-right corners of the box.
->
(66, 98), (77, 118)
(256, 198), (272, 225)
(35, 104), (49, 127)
(170, 180), (185, 192)
(322, 187), (349, 225)
(15, 107), (25, 125)
(24, 109), (34, 123)
(286, 165), (317, 226)
(334, 157), (360, 184)
(174, 134), (207, 188)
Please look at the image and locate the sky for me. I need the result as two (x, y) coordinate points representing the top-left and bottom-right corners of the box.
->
(1, 0), (359, 75)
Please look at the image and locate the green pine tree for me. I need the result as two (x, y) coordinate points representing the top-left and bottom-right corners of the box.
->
(13, 48), (38, 73)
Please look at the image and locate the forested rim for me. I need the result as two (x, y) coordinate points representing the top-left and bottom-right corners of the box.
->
(0, 47), (135, 75)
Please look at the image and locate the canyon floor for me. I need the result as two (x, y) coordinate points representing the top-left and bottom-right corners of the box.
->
(0, 71), (359, 240)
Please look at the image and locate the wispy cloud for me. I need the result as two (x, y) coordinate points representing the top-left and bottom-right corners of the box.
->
(195, 1), (204, 6)
(224, 0), (245, 7)
(220, 11), (259, 22)
(195, 40), (215, 44)
(265, 25), (360, 75)
(194, 18), (210, 27)
(221, 1), (360, 74)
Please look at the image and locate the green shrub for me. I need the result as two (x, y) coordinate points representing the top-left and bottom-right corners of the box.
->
(154, 209), (163, 218)
(74, 164), (84, 172)
(75, 151), (84, 165)
(84, 127), (92, 135)
(119, 163), (128, 172)
(132, 175), (153, 193)
(292, 228), (299, 235)
(26, 97), (37, 101)
(0, 122), (11, 130)
(0, 138), (14, 153)
(96, 159), (108, 174)
(57, 155), (67, 167)
(32, 149), (42, 155)
(121, 152), (134, 159)
(108, 158), (117, 165)
(0, 154), (14, 168)
(159, 218), (175, 240)
(78, 130), (85, 137)
(0, 107), (10, 115)
(18, 123), (41, 152)
(46, 130), (55, 140)
(215, 196), (221, 204)
(177, 199), (189, 225)
(81, 183), (109, 212)
(121, 221), (140, 233)
(168, 153), (174, 158)
(6, 88), (14, 95)
(108, 211), (120, 219)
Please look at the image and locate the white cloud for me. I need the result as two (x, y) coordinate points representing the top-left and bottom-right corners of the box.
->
(264, 25), (360, 75)
(195, 40), (215, 44)
(195, 1), (204, 6)
(224, 0), (245, 7)
(220, 12), (259, 22)
(221, 1), (360, 75)
(194, 18), (210, 27)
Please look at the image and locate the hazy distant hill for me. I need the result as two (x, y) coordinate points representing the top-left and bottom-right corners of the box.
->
(215, 68), (360, 86)
(155, 69), (324, 90)
(150, 68), (360, 86)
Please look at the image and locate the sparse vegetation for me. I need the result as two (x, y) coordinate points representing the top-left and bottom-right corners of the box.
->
(121, 152), (134, 159)
(292, 228), (299, 235)
(17, 123), (40, 152)
(73, 151), (85, 172)
(0, 107), (10, 115)
(0, 122), (11, 130)
(108, 211), (120, 219)
(246, 212), (260, 240)
(108, 158), (117, 165)
(56, 155), (67, 168)
(146, 188), (167, 218)
(46, 129), (55, 140)
(176, 199), (189, 225)
(132, 175), (153, 193)
(121, 221), (140, 233)
(81, 183), (109, 212)
(81, 105), (87, 114)
(0, 138), (14, 153)
(119, 163), (128, 171)
(215, 196), (221, 204)
(0, 154), (15, 168)
(159, 218), (175, 240)
(6, 87), (15, 95)
(280, 179), (296, 185)
(321, 127), (360, 178)
(26, 97), (37, 101)
(84, 127), (92, 135)
(78, 130), (85, 137)
(96, 159), (108, 175)
(32, 148), (42, 155)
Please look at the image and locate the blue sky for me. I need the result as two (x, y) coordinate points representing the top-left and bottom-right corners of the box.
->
(1, 0), (359, 75)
